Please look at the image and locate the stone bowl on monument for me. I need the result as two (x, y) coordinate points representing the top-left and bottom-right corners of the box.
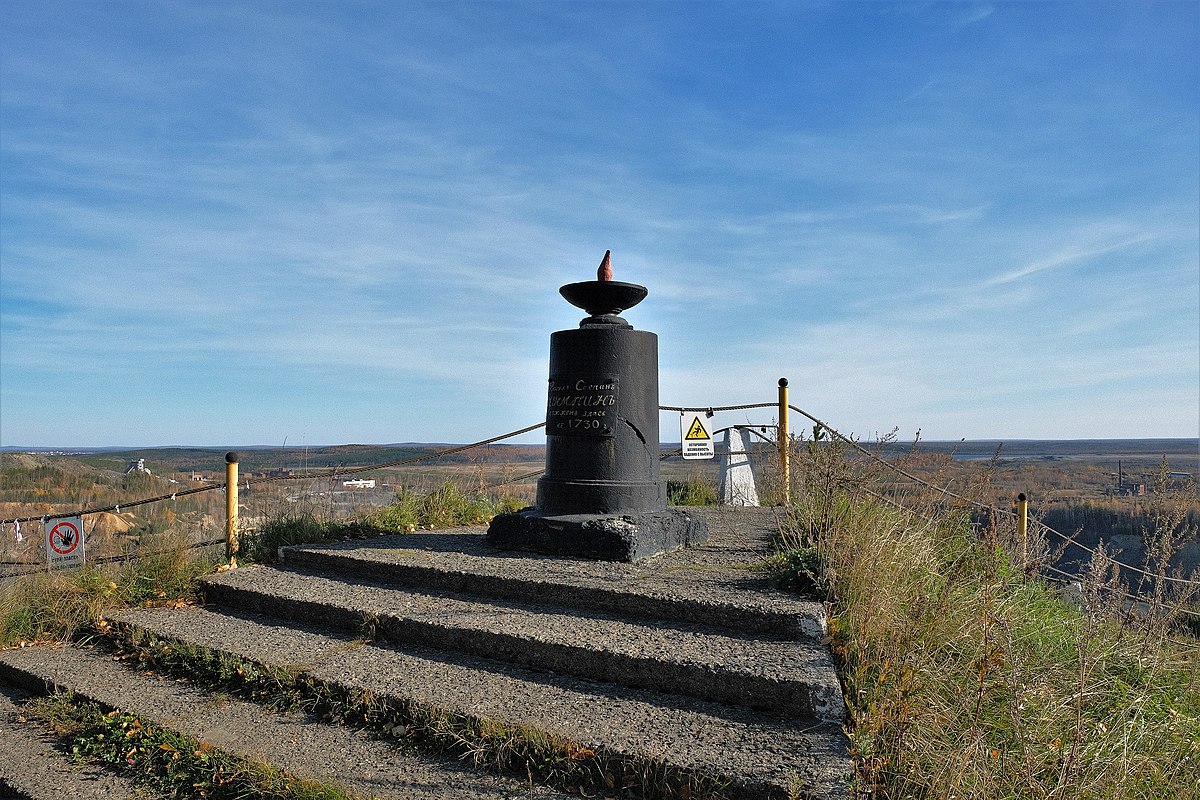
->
(486, 251), (709, 562)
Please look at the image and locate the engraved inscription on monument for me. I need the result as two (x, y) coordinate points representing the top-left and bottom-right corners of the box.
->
(546, 376), (619, 437)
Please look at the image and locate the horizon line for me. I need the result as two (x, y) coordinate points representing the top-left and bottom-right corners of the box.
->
(3, 436), (1198, 452)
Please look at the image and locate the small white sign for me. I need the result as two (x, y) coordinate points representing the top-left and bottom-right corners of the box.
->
(680, 412), (715, 460)
(46, 516), (85, 571)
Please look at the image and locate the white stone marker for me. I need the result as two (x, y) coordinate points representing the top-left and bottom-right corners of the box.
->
(718, 428), (759, 507)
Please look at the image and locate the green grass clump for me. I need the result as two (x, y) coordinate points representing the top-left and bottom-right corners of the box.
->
(667, 475), (719, 506)
(362, 481), (524, 532)
(246, 513), (344, 562)
(759, 547), (822, 596)
(25, 692), (354, 800)
(0, 533), (218, 647)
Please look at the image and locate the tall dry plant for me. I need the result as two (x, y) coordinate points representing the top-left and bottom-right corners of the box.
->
(1134, 458), (1200, 637)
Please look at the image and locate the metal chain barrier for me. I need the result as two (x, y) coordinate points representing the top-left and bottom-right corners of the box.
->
(0, 538), (225, 579)
(3, 422), (547, 527)
(854, 481), (1200, 620)
(4, 401), (1196, 610)
(662, 400), (1199, 605)
(2, 422), (549, 575)
(785, 403), (1200, 591)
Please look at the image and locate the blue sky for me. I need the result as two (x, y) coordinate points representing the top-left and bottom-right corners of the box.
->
(2, 1), (1197, 448)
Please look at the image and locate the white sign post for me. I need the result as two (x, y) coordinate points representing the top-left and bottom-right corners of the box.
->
(46, 516), (85, 571)
(680, 412), (715, 460)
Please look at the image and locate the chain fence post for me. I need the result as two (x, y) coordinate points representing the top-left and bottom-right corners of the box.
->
(1017, 492), (1029, 570)
(225, 452), (239, 567)
(778, 377), (790, 506)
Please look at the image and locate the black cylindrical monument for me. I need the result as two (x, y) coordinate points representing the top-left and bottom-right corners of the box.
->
(486, 251), (708, 562)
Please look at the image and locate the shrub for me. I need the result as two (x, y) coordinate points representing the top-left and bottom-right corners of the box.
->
(246, 513), (339, 562)
(361, 481), (523, 532)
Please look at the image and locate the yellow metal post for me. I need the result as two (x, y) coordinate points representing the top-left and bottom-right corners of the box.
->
(778, 377), (790, 506)
(225, 452), (239, 567)
(1016, 492), (1028, 570)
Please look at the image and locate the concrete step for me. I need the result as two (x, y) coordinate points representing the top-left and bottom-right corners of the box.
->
(0, 507), (851, 800)
(0, 643), (570, 800)
(0, 684), (149, 800)
(276, 525), (827, 641)
(199, 564), (844, 720)
(112, 604), (850, 799)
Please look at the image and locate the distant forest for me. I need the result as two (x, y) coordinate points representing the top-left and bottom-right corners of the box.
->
(68, 443), (547, 476)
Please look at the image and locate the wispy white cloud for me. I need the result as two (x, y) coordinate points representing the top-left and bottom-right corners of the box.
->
(953, 5), (995, 30)
(984, 231), (1163, 287)
(1, 1), (1196, 445)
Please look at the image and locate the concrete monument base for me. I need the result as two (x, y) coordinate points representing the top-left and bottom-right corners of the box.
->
(486, 508), (709, 563)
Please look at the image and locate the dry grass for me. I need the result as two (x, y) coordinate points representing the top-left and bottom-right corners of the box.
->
(0, 531), (219, 646)
(784, 435), (1200, 799)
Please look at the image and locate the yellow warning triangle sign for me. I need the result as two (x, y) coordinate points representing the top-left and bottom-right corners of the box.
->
(684, 416), (711, 441)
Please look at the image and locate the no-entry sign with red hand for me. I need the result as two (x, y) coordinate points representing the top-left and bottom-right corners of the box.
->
(46, 517), (85, 570)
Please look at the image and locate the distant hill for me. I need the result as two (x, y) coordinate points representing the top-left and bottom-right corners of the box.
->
(49, 443), (548, 475)
(0, 451), (122, 479)
(4, 438), (1195, 475)
(877, 438), (1199, 461)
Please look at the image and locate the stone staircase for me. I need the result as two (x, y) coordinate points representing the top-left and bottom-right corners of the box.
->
(0, 506), (852, 800)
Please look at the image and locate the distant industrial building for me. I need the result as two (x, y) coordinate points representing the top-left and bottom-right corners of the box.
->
(1114, 461), (1145, 496)
(124, 459), (150, 476)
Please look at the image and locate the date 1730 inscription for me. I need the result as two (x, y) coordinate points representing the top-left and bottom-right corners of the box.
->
(546, 376), (618, 437)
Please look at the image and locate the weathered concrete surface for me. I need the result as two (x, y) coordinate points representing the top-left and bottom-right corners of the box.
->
(0, 684), (148, 800)
(115, 605), (848, 799)
(281, 505), (827, 639)
(199, 563), (843, 719)
(0, 506), (853, 800)
(0, 644), (568, 800)
(487, 507), (708, 562)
